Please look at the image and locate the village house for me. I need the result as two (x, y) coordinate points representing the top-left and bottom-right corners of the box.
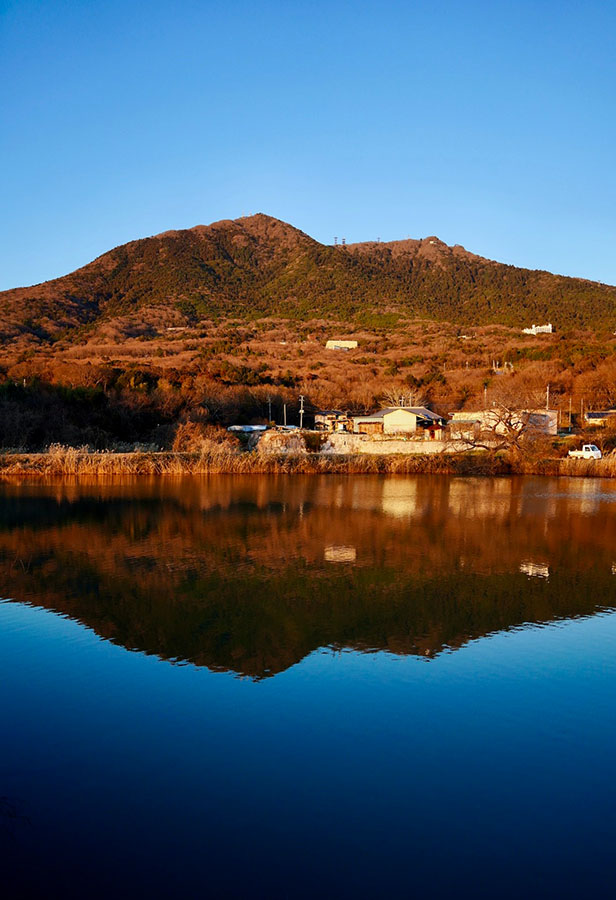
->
(314, 410), (352, 432)
(352, 406), (446, 438)
(584, 409), (616, 427)
(449, 408), (558, 438)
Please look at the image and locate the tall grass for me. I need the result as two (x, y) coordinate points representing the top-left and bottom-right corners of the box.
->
(1, 445), (615, 480)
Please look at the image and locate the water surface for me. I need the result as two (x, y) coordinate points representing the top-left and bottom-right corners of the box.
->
(1, 476), (615, 897)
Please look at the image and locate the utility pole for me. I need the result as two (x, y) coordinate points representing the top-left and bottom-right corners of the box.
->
(299, 395), (304, 430)
(267, 395), (272, 424)
(283, 403), (287, 427)
(569, 396), (572, 432)
(484, 385), (488, 409)
(546, 384), (550, 411)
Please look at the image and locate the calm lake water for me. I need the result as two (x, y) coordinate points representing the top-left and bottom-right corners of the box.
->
(1, 475), (616, 898)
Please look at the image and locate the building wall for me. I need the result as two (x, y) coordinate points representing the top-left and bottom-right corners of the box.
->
(527, 410), (558, 436)
(450, 409), (558, 437)
(352, 417), (382, 434)
(383, 410), (418, 434)
(357, 421), (383, 435)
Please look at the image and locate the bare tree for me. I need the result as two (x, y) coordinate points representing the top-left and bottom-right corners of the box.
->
(449, 377), (552, 455)
(380, 385), (427, 408)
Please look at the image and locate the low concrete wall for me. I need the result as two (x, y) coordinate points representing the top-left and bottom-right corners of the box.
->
(321, 434), (363, 454)
(359, 439), (450, 455)
(321, 434), (468, 455)
(257, 431), (307, 455)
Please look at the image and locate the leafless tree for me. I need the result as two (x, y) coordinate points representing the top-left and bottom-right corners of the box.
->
(380, 385), (427, 408)
(448, 377), (552, 456)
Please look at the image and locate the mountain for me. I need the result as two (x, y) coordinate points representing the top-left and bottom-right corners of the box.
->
(1, 487), (611, 678)
(1, 213), (615, 344)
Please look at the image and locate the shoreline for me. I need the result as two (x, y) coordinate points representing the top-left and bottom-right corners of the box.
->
(0, 449), (614, 479)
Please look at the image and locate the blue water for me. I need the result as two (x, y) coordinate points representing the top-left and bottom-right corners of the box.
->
(1, 477), (616, 897)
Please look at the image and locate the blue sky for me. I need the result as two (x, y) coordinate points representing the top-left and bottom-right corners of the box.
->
(1, 0), (615, 290)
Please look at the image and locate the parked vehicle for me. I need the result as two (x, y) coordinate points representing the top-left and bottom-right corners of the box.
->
(568, 444), (602, 459)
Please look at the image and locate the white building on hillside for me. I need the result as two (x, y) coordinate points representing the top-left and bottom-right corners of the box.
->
(325, 339), (358, 350)
(522, 323), (554, 336)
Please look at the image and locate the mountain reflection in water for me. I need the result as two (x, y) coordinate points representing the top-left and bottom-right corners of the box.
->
(1, 475), (615, 678)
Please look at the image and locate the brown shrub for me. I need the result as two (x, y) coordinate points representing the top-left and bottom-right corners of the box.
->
(172, 422), (237, 454)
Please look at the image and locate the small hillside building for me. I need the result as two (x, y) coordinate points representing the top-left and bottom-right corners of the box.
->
(325, 339), (358, 350)
(522, 323), (554, 336)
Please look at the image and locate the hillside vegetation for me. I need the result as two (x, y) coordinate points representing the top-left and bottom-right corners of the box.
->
(1, 214), (615, 344)
(1, 214), (616, 450)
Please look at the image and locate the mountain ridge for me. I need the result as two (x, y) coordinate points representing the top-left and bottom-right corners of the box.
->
(1, 213), (615, 344)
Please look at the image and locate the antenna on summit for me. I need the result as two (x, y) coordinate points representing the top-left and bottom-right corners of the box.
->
(342, 237), (346, 247)
(334, 236), (338, 246)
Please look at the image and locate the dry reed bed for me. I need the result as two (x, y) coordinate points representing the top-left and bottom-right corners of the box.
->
(1, 446), (616, 479)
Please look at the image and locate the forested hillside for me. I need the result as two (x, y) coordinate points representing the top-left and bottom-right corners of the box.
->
(2, 214), (616, 451)
(1, 214), (614, 344)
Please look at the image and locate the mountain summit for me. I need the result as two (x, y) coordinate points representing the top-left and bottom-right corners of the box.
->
(1, 213), (614, 344)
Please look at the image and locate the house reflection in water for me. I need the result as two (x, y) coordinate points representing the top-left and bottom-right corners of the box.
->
(447, 478), (515, 519)
(2, 476), (616, 678)
(520, 561), (550, 579)
(324, 545), (357, 563)
(380, 480), (422, 518)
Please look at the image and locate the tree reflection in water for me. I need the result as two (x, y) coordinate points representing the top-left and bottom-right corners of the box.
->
(1, 475), (615, 678)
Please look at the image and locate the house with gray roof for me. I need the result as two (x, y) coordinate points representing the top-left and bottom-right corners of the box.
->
(352, 406), (446, 437)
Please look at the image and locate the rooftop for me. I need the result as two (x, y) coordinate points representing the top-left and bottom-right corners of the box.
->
(360, 406), (444, 421)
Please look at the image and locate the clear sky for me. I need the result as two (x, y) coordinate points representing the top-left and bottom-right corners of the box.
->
(1, 0), (615, 290)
